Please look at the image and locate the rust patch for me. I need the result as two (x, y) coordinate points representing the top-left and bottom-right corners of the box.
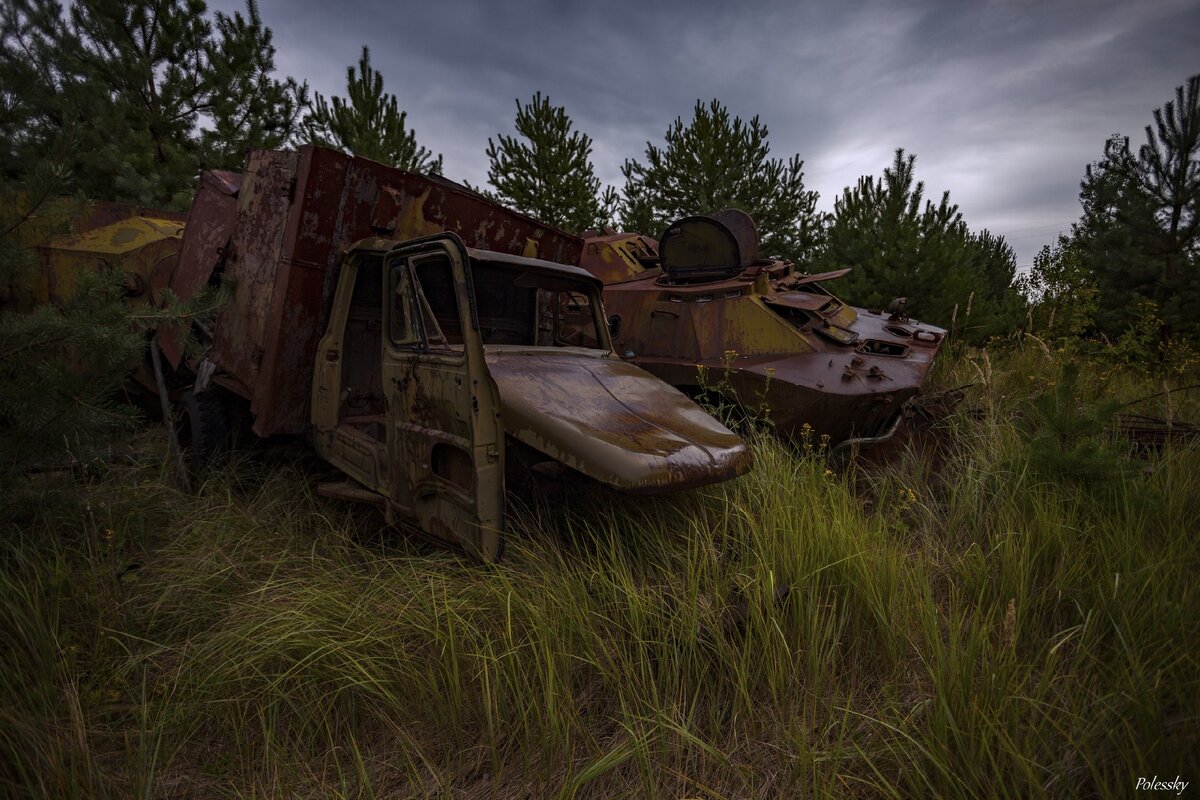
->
(17, 204), (184, 327)
(160, 170), (242, 365)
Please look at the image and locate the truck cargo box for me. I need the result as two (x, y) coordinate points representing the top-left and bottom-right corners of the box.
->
(170, 146), (584, 436)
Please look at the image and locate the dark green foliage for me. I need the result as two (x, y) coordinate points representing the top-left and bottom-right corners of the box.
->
(0, 148), (139, 481)
(0, 140), (226, 486)
(0, 272), (145, 483)
(0, 1), (249, 483)
(1021, 362), (1124, 481)
(822, 149), (1025, 340)
(59, 0), (223, 205)
(824, 149), (955, 310)
(1017, 236), (1100, 340)
(0, 1), (59, 177)
(1074, 75), (1200, 342)
(0, 86), (140, 484)
(0, 137), (80, 297)
(302, 46), (442, 174)
(0, 0), (306, 208)
(0, 272), (227, 488)
(483, 92), (617, 234)
(197, 2), (309, 170)
(960, 228), (1027, 341)
(620, 99), (824, 264)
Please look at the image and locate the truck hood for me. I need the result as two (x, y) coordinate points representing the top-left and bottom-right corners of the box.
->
(485, 351), (752, 494)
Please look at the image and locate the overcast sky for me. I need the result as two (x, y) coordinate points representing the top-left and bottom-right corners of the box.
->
(210, 0), (1199, 268)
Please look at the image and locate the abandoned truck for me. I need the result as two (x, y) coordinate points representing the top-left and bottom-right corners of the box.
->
(159, 146), (751, 560)
(579, 210), (947, 448)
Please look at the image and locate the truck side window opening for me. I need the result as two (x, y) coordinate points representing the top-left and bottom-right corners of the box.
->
(412, 255), (463, 348)
(388, 260), (421, 347)
(414, 281), (449, 348)
(339, 256), (386, 432)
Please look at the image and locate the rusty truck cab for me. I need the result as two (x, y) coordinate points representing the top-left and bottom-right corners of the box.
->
(314, 232), (751, 561)
(165, 147), (752, 562)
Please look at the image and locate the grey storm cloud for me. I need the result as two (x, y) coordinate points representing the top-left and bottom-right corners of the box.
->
(210, 0), (1200, 267)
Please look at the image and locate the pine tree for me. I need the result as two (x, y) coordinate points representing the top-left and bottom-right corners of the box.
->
(483, 92), (616, 234)
(0, 146), (226, 486)
(0, 0), (306, 207)
(961, 228), (1025, 340)
(1023, 361), (1124, 482)
(0, 0), (62, 180)
(0, 1), (252, 483)
(1075, 75), (1199, 341)
(198, 1), (309, 170)
(824, 149), (929, 304)
(1, 142), (147, 483)
(0, 133), (81, 308)
(822, 149), (1024, 339)
(620, 99), (824, 263)
(302, 47), (442, 174)
(824, 150), (961, 313)
(61, 0), (215, 204)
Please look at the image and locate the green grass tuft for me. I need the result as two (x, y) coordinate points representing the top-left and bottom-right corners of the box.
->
(2, 344), (1198, 798)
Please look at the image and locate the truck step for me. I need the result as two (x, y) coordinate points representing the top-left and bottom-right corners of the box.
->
(317, 480), (387, 511)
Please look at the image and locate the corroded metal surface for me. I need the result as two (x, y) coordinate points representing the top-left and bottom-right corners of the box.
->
(307, 234), (749, 559)
(172, 145), (584, 436)
(181, 148), (300, 414)
(487, 351), (752, 493)
(160, 171), (242, 366)
(29, 202), (185, 310)
(580, 216), (947, 446)
(578, 232), (658, 284)
(658, 215), (743, 281)
(712, 209), (758, 265)
(1113, 414), (1200, 451)
(166, 152), (759, 558)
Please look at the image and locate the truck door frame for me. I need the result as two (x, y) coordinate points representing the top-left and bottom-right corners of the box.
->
(311, 249), (389, 494)
(382, 234), (505, 561)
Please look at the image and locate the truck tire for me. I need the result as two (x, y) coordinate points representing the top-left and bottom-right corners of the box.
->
(176, 389), (230, 477)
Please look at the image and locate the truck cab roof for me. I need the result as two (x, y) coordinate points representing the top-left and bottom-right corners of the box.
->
(346, 234), (602, 287)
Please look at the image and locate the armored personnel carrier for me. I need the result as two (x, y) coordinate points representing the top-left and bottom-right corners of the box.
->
(579, 210), (947, 448)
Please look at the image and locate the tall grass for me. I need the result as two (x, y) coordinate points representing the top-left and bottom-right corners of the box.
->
(2, 344), (1198, 798)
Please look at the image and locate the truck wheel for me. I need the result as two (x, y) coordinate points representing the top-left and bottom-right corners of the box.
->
(176, 389), (230, 477)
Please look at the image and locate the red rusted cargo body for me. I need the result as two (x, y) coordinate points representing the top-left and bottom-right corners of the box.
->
(168, 146), (583, 436)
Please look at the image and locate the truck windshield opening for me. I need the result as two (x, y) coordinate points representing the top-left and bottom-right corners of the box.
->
(404, 258), (603, 351)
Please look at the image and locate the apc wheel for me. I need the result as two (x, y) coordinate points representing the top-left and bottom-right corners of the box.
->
(175, 389), (230, 478)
